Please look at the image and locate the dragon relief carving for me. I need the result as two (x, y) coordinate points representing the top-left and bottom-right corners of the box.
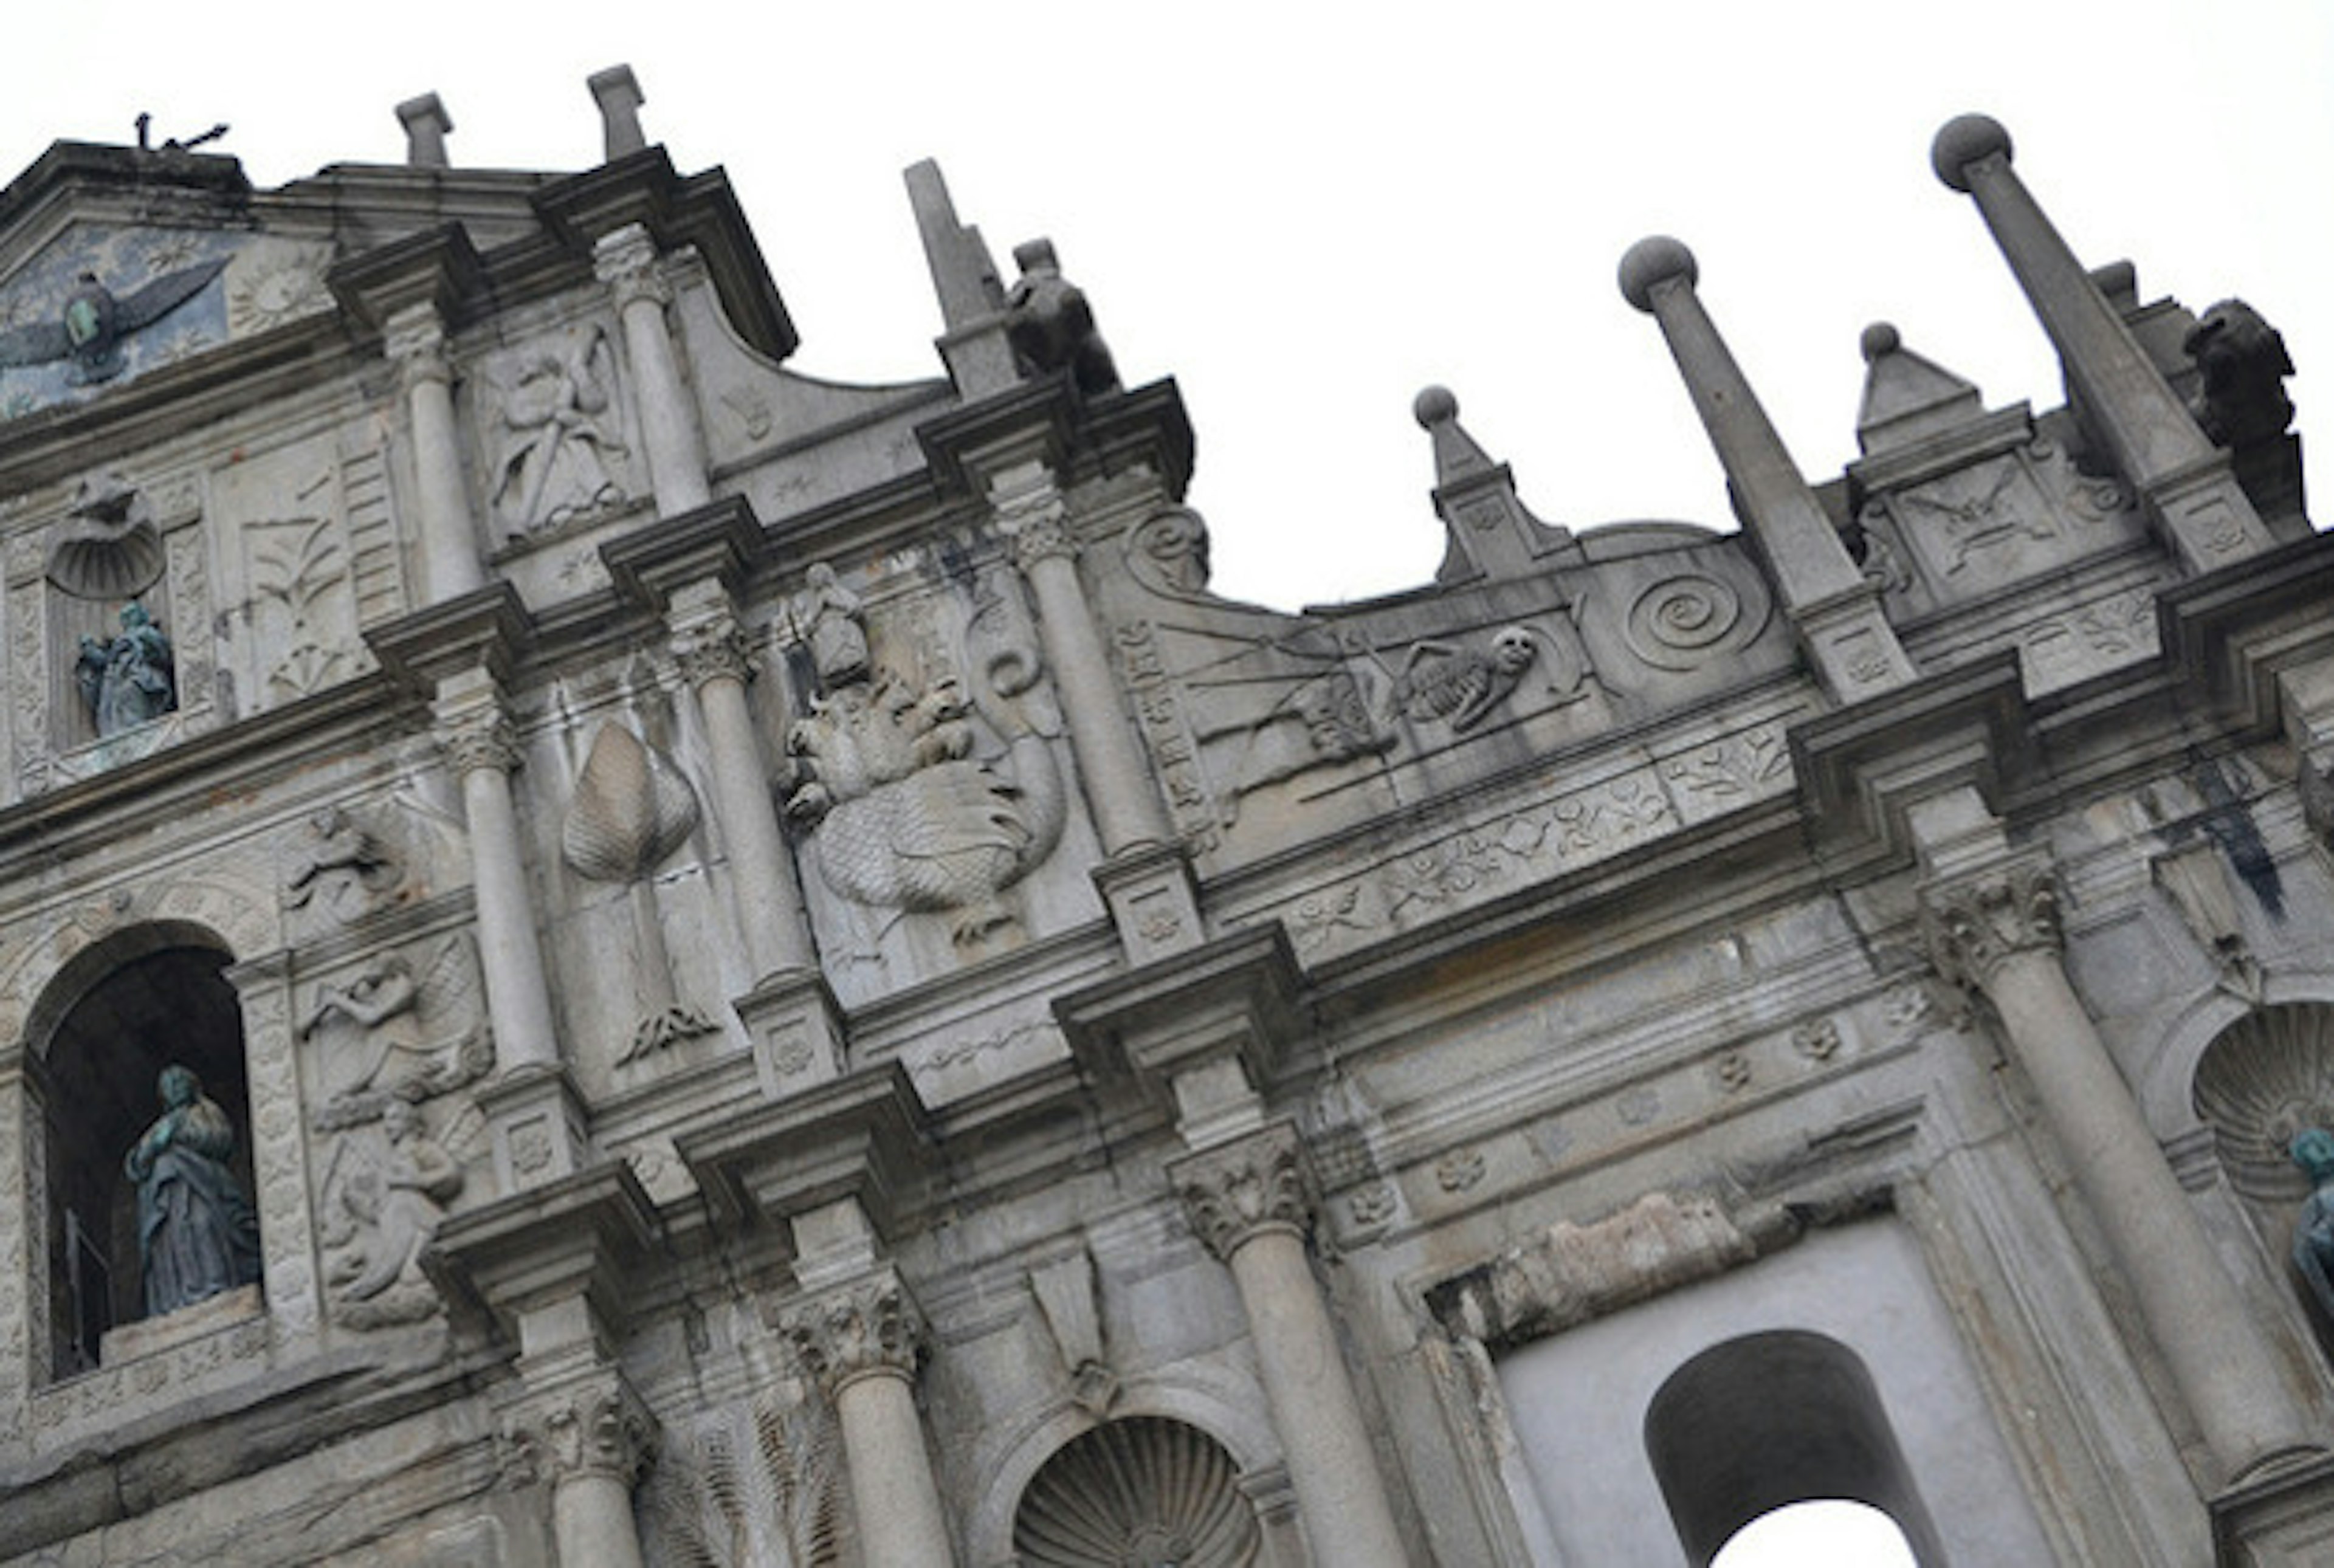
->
(782, 560), (1066, 946)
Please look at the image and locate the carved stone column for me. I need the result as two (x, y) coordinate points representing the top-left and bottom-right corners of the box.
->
(384, 303), (486, 602)
(503, 1375), (657, 1568)
(1930, 115), (2273, 574)
(595, 224), (711, 518)
(669, 579), (816, 980)
(1921, 856), (2316, 1484)
(782, 1271), (956, 1566)
(989, 461), (1199, 959)
(436, 669), (559, 1073)
(1174, 1124), (1408, 1568)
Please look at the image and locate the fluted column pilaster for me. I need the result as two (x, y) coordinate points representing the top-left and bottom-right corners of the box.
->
(385, 303), (485, 602)
(1175, 1124), (1407, 1568)
(1921, 855), (2316, 1483)
(669, 580), (816, 979)
(596, 224), (711, 518)
(782, 1270), (955, 1566)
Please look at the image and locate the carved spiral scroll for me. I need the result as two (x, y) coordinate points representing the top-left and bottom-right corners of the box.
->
(1625, 574), (1746, 671)
(2193, 1003), (2334, 1202)
(1013, 1417), (1260, 1568)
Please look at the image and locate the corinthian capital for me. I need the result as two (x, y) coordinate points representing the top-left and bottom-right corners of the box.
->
(438, 703), (522, 777)
(1172, 1122), (1314, 1262)
(671, 604), (752, 689)
(990, 465), (1078, 571)
(1918, 854), (2064, 994)
(779, 1271), (928, 1397)
(382, 302), (450, 392)
(594, 222), (672, 311)
(500, 1378), (657, 1490)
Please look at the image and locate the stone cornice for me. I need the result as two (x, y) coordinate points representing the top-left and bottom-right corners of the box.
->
(1789, 648), (2036, 877)
(1056, 924), (1308, 1100)
(425, 1157), (664, 1350)
(1171, 1121), (1314, 1261)
(599, 495), (768, 609)
(1917, 853), (2064, 994)
(326, 222), (487, 336)
(2156, 530), (2334, 738)
(675, 1059), (934, 1239)
(365, 581), (537, 695)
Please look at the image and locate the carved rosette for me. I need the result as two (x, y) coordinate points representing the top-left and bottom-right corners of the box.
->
(438, 706), (522, 777)
(382, 303), (452, 394)
(1172, 1123), (1315, 1263)
(502, 1379), (659, 1490)
(594, 222), (673, 312)
(1918, 856), (2064, 994)
(780, 1272), (929, 1398)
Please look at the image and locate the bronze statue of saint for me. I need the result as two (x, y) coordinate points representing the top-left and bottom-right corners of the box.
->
(75, 601), (176, 737)
(124, 1064), (261, 1318)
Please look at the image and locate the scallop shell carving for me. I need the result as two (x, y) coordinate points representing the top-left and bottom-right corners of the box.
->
(1013, 1417), (1259, 1568)
(2192, 1003), (2334, 1202)
(561, 722), (701, 884)
(47, 470), (165, 600)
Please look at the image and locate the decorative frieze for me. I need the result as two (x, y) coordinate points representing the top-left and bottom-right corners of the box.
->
(1172, 1123), (1313, 1262)
(1918, 855), (2063, 993)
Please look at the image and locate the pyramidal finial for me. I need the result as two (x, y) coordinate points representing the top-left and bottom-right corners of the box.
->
(1855, 322), (1985, 455)
(1413, 385), (1495, 486)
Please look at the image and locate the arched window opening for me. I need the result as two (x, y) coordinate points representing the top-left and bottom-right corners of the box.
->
(1013, 1415), (1260, 1568)
(36, 938), (255, 1379)
(1644, 1330), (1943, 1568)
(1711, 1498), (1918, 1567)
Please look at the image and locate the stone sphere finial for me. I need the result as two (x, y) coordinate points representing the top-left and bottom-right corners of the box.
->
(1932, 114), (2012, 192)
(1413, 385), (1458, 428)
(1861, 322), (1901, 363)
(1619, 236), (1697, 313)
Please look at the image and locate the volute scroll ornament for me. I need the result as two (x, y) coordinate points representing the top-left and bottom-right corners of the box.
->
(502, 1379), (659, 1490)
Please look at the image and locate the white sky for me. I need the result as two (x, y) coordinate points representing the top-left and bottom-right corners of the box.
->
(7, 2), (2327, 614)
(2, 7), (2322, 1559)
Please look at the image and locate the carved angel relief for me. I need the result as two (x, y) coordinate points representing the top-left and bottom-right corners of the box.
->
(299, 935), (489, 1329)
(484, 324), (632, 540)
(782, 560), (1067, 947)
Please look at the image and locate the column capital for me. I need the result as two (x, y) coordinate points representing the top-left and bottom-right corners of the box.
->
(500, 1373), (658, 1490)
(670, 591), (752, 689)
(992, 466), (1078, 570)
(1172, 1121), (1315, 1262)
(779, 1269), (928, 1398)
(1918, 853), (2063, 993)
(594, 221), (672, 311)
(436, 691), (522, 777)
(382, 300), (451, 392)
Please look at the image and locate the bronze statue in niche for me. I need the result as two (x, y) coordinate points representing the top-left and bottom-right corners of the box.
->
(75, 601), (176, 735)
(124, 1064), (261, 1318)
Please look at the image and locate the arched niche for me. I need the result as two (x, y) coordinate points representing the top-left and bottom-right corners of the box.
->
(27, 923), (256, 1378)
(2192, 1002), (2334, 1204)
(1642, 1329), (1945, 1568)
(1012, 1415), (1262, 1568)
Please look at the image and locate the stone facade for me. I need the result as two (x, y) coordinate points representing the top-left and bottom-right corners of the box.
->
(0, 83), (2328, 1568)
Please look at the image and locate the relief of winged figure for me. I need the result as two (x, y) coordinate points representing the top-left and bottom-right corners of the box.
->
(298, 940), (491, 1127)
(0, 259), (228, 385)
